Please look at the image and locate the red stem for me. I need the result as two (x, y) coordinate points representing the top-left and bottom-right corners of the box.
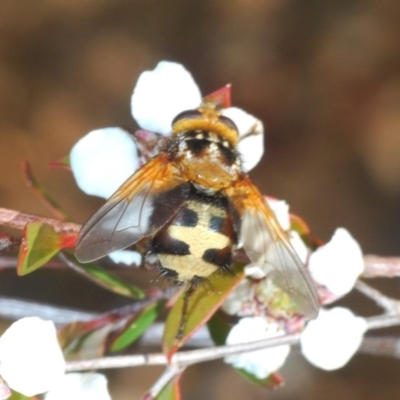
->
(0, 207), (81, 233)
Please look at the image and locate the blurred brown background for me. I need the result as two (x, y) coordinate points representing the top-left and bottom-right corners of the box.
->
(1, 0), (400, 399)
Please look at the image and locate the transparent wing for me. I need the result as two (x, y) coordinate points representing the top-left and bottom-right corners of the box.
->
(227, 176), (319, 319)
(75, 153), (190, 263)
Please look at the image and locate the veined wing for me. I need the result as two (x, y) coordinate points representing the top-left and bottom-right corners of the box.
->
(75, 153), (190, 262)
(226, 175), (319, 319)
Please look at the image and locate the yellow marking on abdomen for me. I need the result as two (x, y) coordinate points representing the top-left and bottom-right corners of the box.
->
(158, 253), (218, 281)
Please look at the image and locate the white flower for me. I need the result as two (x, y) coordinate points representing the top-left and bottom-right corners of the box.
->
(289, 230), (309, 263)
(0, 317), (65, 396)
(308, 228), (364, 297)
(244, 265), (266, 280)
(222, 279), (253, 315)
(224, 317), (290, 379)
(108, 249), (142, 266)
(244, 196), (309, 280)
(44, 373), (111, 400)
(300, 307), (367, 370)
(71, 61), (264, 200)
(131, 61), (202, 135)
(265, 197), (290, 231)
(70, 128), (139, 198)
(221, 107), (264, 172)
(0, 380), (11, 399)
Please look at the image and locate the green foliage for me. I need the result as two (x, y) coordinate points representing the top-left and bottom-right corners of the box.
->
(109, 301), (164, 352)
(163, 264), (245, 357)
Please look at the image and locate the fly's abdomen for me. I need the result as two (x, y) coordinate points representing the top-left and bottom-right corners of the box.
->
(152, 189), (237, 282)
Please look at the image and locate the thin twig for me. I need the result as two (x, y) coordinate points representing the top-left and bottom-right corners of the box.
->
(142, 365), (185, 400)
(363, 255), (400, 278)
(65, 353), (166, 371)
(364, 315), (400, 330)
(359, 336), (400, 358)
(0, 296), (97, 324)
(65, 333), (301, 372)
(0, 255), (67, 269)
(355, 280), (400, 314)
(0, 207), (80, 234)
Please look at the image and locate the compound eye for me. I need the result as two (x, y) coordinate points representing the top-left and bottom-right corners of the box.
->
(172, 109), (202, 125)
(218, 115), (238, 132)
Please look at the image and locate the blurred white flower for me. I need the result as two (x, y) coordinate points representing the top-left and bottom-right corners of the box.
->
(224, 317), (290, 379)
(0, 380), (11, 399)
(108, 249), (142, 266)
(308, 228), (364, 297)
(44, 373), (111, 400)
(131, 61), (202, 135)
(0, 317), (65, 396)
(289, 230), (309, 263)
(244, 265), (266, 280)
(221, 107), (264, 172)
(244, 197), (308, 280)
(265, 197), (290, 231)
(222, 279), (253, 315)
(70, 127), (138, 198)
(300, 307), (367, 370)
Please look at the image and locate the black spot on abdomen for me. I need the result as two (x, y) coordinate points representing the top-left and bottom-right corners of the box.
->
(202, 246), (233, 271)
(152, 228), (189, 255)
(173, 207), (198, 227)
(209, 215), (224, 232)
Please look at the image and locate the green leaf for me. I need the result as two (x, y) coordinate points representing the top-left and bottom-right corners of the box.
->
(163, 263), (245, 357)
(110, 301), (164, 352)
(49, 154), (71, 169)
(156, 373), (182, 400)
(207, 311), (232, 345)
(59, 320), (114, 361)
(9, 390), (38, 400)
(64, 254), (145, 299)
(290, 214), (312, 247)
(17, 222), (62, 275)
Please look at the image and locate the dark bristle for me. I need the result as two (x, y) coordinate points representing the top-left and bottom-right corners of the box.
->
(157, 266), (179, 282)
(186, 138), (209, 156)
(218, 143), (237, 165)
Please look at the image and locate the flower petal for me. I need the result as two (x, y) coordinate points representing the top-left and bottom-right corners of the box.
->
(0, 380), (11, 399)
(70, 128), (139, 199)
(301, 307), (367, 370)
(244, 264), (266, 279)
(0, 317), (65, 396)
(266, 197), (290, 231)
(222, 279), (253, 315)
(289, 230), (309, 264)
(224, 317), (290, 379)
(131, 61), (202, 135)
(308, 228), (364, 297)
(244, 197), (300, 276)
(44, 373), (111, 400)
(108, 249), (142, 266)
(221, 107), (264, 172)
